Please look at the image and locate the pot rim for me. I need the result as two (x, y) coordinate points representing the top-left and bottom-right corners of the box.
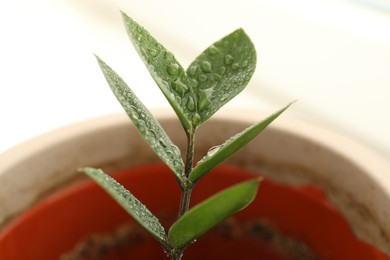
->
(2, 108), (388, 185)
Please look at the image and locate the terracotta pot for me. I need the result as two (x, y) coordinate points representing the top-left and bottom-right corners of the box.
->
(0, 109), (390, 257)
(0, 163), (387, 259)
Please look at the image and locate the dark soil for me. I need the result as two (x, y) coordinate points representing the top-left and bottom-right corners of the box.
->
(61, 216), (319, 260)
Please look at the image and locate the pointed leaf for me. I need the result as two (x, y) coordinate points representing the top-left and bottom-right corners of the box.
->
(121, 11), (195, 132)
(168, 178), (260, 248)
(81, 167), (169, 246)
(189, 103), (293, 184)
(186, 28), (256, 125)
(96, 56), (185, 186)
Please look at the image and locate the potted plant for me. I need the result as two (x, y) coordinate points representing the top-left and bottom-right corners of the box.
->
(0, 11), (389, 259)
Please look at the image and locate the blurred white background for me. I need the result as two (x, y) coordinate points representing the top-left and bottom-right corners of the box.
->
(0, 0), (389, 158)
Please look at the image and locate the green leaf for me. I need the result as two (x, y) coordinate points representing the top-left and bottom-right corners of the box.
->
(96, 56), (185, 186)
(121, 11), (257, 130)
(189, 102), (293, 184)
(186, 28), (256, 125)
(81, 167), (169, 247)
(121, 11), (194, 133)
(168, 178), (260, 248)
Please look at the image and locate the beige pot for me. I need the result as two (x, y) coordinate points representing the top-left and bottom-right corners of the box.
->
(0, 109), (389, 255)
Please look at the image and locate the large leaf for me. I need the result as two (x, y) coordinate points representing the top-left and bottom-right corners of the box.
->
(186, 28), (256, 125)
(81, 167), (169, 247)
(96, 56), (185, 186)
(168, 178), (260, 248)
(121, 11), (194, 132)
(189, 103), (293, 184)
(121, 12), (256, 129)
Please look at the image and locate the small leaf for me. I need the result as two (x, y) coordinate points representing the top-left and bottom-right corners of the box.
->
(168, 178), (261, 248)
(96, 56), (185, 187)
(189, 102), (293, 184)
(186, 28), (256, 126)
(121, 11), (194, 133)
(81, 167), (169, 247)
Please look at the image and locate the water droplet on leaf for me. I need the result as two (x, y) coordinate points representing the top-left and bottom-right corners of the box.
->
(198, 145), (221, 164)
(198, 88), (213, 111)
(171, 80), (189, 96)
(164, 51), (175, 61)
(188, 65), (198, 77)
(167, 63), (180, 76)
(231, 63), (240, 71)
(218, 66), (226, 75)
(186, 96), (196, 111)
(224, 55), (234, 65)
(198, 74), (208, 82)
(191, 113), (201, 125)
(148, 48), (158, 57)
(209, 45), (220, 55)
(201, 61), (212, 73)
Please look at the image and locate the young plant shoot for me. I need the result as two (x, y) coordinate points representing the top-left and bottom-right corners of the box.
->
(80, 11), (291, 260)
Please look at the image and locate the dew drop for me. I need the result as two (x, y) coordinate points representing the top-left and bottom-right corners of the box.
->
(186, 96), (196, 111)
(189, 78), (199, 88)
(159, 138), (167, 148)
(172, 145), (181, 157)
(218, 66), (226, 75)
(214, 73), (222, 81)
(167, 63), (180, 76)
(219, 95), (228, 102)
(191, 113), (201, 125)
(207, 145), (221, 156)
(131, 112), (139, 120)
(198, 74), (208, 82)
(164, 51), (175, 61)
(201, 61), (212, 73)
(173, 159), (183, 168)
(171, 80), (189, 96)
(160, 80), (170, 89)
(188, 65), (198, 77)
(198, 88), (213, 111)
(224, 55), (234, 65)
(148, 48), (158, 57)
(137, 124), (146, 134)
(209, 45), (220, 55)
(231, 63), (240, 71)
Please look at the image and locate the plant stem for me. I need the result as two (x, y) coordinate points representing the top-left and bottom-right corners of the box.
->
(169, 248), (184, 260)
(184, 130), (196, 179)
(177, 131), (196, 218)
(172, 130), (196, 259)
(178, 188), (192, 217)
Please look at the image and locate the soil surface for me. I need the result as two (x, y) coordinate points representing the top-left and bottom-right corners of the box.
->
(61, 216), (319, 260)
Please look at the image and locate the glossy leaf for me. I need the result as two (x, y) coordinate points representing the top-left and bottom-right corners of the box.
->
(186, 28), (256, 125)
(121, 11), (194, 132)
(81, 167), (169, 247)
(96, 56), (185, 186)
(168, 178), (260, 248)
(189, 103), (293, 184)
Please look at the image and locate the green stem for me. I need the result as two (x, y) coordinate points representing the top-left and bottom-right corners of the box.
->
(171, 130), (196, 260)
(169, 248), (184, 260)
(184, 130), (196, 179)
(177, 130), (196, 217)
(178, 188), (193, 217)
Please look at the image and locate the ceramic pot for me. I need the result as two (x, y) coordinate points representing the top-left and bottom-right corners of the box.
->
(0, 163), (387, 259)
(0, 109), (389, 258)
